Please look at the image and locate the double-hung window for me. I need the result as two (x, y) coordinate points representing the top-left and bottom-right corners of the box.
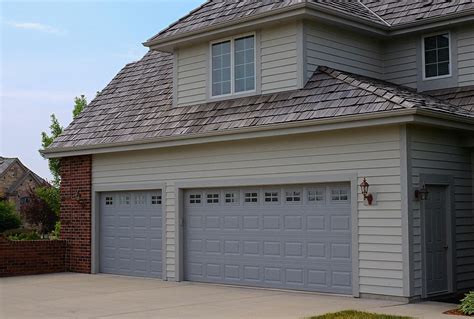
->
(211, 34), (256, 97)
(423, 32), (451, 79)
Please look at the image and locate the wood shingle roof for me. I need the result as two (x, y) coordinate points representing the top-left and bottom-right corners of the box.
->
(49, 50), (473, 151)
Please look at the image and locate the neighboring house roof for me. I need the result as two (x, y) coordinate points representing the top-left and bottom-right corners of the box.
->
(146, 0), (474, 45)
(427, 85), (474, 113)
(7, 171), (47, 194)
(48, 50), (473, 151)
(0, 157), (16, 177)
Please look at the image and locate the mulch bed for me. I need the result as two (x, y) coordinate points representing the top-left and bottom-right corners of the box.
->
(444, 309), (473, 317)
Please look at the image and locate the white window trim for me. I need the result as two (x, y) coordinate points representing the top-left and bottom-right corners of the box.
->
(209, 32), (257, 99)
(421, 31), (452, 81)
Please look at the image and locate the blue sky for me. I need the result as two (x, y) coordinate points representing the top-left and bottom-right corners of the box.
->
(0, 0), (203, 181)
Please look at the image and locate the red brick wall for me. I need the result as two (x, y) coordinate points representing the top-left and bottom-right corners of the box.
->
(0, 236), (66, 277)
(60, 155), (92, 273)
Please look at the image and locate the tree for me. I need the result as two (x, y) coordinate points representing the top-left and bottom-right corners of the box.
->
(0, 200), (21, 233)
(41, 95), (88, 187)
(21, 188), (58, 234)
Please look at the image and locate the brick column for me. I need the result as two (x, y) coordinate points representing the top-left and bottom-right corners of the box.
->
(60, 155), (92, 273)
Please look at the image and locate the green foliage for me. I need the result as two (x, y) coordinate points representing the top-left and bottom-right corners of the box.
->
(460, 291), (474, 315)
(72, 95), (87, 119)
(50, 221), (61, 239)
(309, 311), (413, 319)
(0, 201), (21, 233)
(41, 114), (63, 187)
(36, 186), (60, 216)
(41, 95), (88, 187)
(7, 230), (41, 241)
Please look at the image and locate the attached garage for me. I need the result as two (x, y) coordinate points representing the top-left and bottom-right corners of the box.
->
(100, 191), (163, 278)
(183, 184), (353, 294)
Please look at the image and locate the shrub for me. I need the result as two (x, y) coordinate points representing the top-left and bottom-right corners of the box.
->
(21, 188), (58, 234)
(7, 231), (41, 241)
(460, 291), (474, 315)
(36, 186), (60, 216)
(50, 221), (61, 239)
(0, 200), (21, 233)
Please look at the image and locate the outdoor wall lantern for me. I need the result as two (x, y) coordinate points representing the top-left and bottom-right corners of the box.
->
(360, 177), (374, 205)
(415, 185), (429, 201)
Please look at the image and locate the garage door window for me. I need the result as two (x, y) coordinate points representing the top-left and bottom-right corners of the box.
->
(224, 192), (239, 204)
(307, 188), (325, 203)
(135, 195), (146, 205)
(119, 195), (130, 206)
(151, 195), (162, 205)
(244, 192), (258, 203)
(264, 191), (279, 203)
(105, 196), (113, 206)
(331, 188), (349, 202)
(285, 190), (301, 203)
(207, 193), (220, 204)
(189, 193), (202, 204)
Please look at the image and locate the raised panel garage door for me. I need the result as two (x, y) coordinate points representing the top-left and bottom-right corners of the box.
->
(100, 191), (163, 278)
(184, 184), (352, 294)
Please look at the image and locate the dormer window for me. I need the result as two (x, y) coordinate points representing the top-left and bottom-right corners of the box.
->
(211, 34), (256, 97)
(423, 32), (451, 79)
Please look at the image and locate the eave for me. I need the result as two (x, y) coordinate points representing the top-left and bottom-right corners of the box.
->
(41, 109), (474, 159)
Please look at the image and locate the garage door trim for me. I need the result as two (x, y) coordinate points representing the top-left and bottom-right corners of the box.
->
(91, 183), (167, 279)
(174, 173), (359, 297)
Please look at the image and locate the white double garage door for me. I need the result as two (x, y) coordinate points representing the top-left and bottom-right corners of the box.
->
(100, 183), (352, 295)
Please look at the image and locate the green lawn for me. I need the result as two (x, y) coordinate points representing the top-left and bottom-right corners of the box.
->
(309, 310), (414, 319)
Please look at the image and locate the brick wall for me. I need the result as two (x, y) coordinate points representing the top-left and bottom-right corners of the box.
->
(60, 155), (92, 273)
(0, 236), (66, 277)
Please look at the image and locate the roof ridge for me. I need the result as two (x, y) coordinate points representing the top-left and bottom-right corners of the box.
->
(318, 66), (416, 109)
(357, 0), (391, 26)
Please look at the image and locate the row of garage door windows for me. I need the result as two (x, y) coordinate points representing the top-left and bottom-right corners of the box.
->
(103, 187), (350, 207)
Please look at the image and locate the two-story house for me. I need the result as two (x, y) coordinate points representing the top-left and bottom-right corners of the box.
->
(0, 157), (47, 210)
(42, 1), (474, 301)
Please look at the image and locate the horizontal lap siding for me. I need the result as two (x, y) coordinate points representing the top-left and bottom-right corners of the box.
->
(92, 126), (405, 296)
(176, 44), (207, 106)
(261, 22), (299, 94)
(383, 37), (417, 89)
(458, 24), (474, 87)
(409, 127), (474, 295)
(305, 22), (384, 81)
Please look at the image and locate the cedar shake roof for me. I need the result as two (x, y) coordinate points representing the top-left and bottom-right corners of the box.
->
(363, 0), (474, 27)
(427, 85), (474, 113)
(0, 157), (16, 176)
(147, 0), (474, 44)
(49, 50), (473, 151)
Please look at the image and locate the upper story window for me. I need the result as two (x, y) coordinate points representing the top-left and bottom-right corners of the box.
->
(423, 33), (451, 79)
(211, 34), (255, 97)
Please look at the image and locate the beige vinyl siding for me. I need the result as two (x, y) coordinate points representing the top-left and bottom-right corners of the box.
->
(409, 126), (474, 295)
(305, 22), (384, 81)
(261, 22), (299, 94)
(93, 126), (407, 297)
(458, 24), (474, 86)
(176, 43), (208, 106)
(383, 37), (418, 89)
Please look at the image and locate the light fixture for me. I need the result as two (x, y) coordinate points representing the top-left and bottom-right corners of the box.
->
(415, 185), (429, 201)
(360, 177), (374, 205)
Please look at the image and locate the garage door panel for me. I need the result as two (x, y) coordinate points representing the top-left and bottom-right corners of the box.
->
(100, 191), (163, 278)
(184, 184), (352, 294)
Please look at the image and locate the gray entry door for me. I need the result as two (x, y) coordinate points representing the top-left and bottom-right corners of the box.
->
(100, 191), (163, 278)
(424, 185), (449, 295)
(184, 184), (352, 294)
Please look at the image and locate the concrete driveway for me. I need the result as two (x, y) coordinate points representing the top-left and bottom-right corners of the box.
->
(0, 273), (466, 319)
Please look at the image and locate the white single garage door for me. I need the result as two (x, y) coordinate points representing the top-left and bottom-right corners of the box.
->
(184, 184), (352, 294)
(100, 191), (163, 278)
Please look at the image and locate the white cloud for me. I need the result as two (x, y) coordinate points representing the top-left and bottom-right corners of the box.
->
(5, 21), (65, 35)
